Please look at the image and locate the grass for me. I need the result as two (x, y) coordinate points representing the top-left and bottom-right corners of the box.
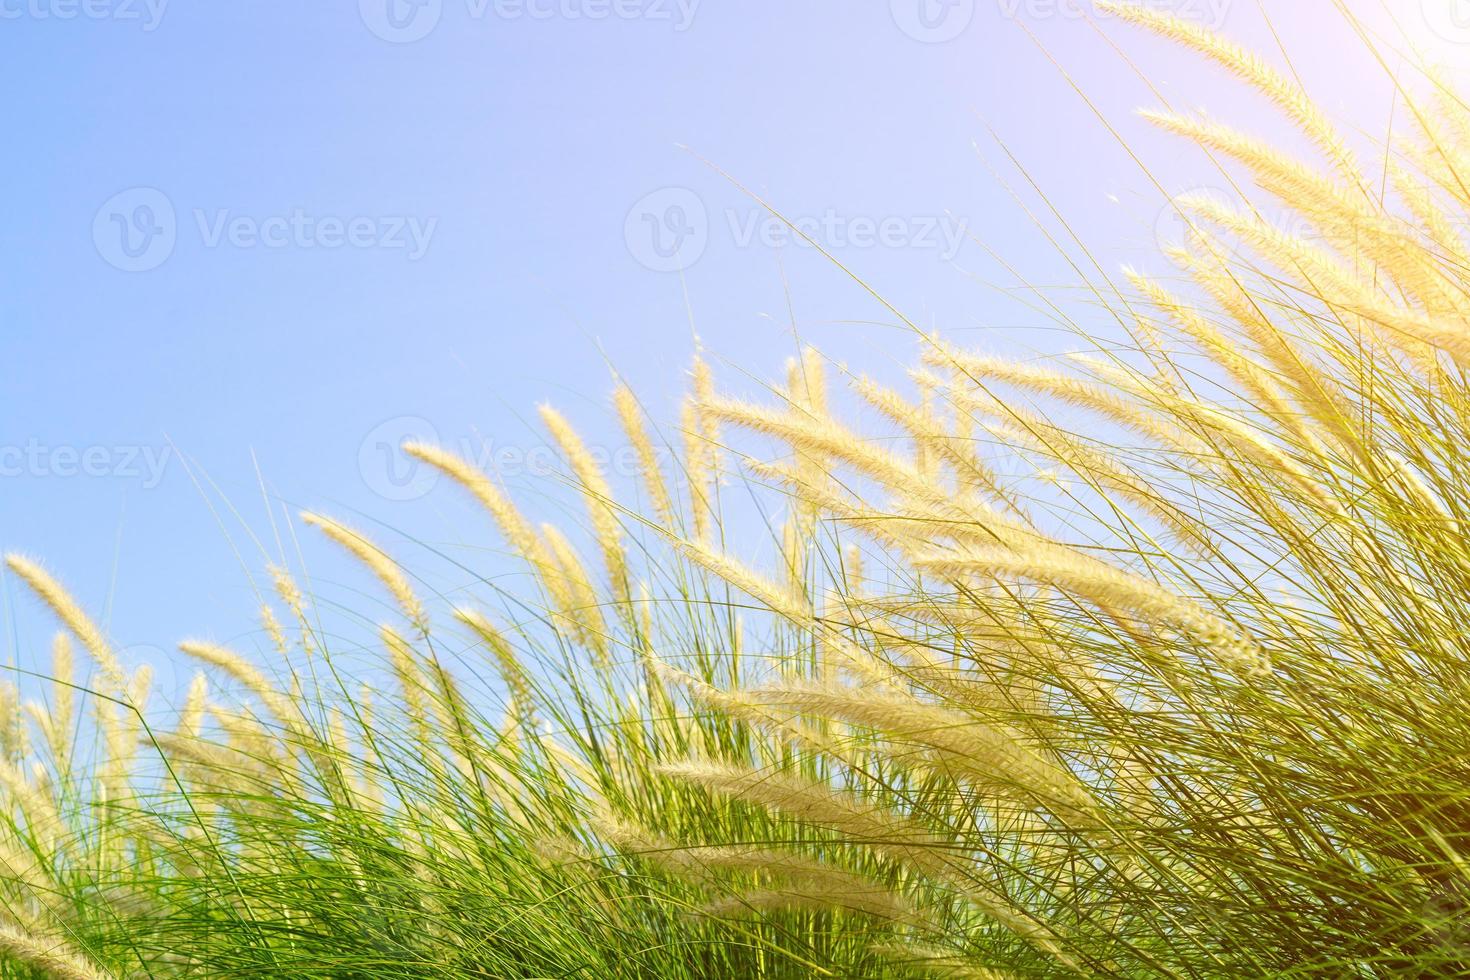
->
(5, 3), (1470, 976)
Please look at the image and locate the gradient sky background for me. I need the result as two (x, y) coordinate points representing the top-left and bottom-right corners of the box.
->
(3, 0), (1467, 701)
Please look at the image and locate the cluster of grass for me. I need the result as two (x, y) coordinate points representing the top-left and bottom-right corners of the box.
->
(5, 3), (1470, 976)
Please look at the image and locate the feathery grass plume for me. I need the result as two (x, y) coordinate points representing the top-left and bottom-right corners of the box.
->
(539, 522), (612, 664)
(4, 555), (128, 695)
(980, 409), (1213, 556)
(657, 760), (947, 873)
(0, 923), (109, 980)
(455, 607), (536, 728)
(613, 383), (676, 527)
(1096, 1), (1362, 187)
(1146, 111), (1467, 321)
(704, 394), (931, 496)
(538, 404), (629, 604)
(267, 561), (317, 658)
(676, 535), (901, 688)
(676, 538), (812, 629)
(400, 440), (561, 581)
(208, 707), (295, 792)
(300, 512), (428, 634)
(819, 606), (1011, 712)
(739, 681), (1095, 819)
(702, 884), (920, 925)
(871, 945), (1014, 980)
(1177, 193), (1470, 364)
(381, 624), (434, 751)
(0, 683), (27, 766)
(853, 374), (1007, 504)
(663, 760), (1075, 965)
(176, 672), (209, 739)
(707, 394), (1052, 562)
(931, 342), (1341, 523)
(683, 354), (720, 544)
(153, 728), (270, 801)
(841, 543), (863, 593)
(914, 543), (1267, 675)
(23, 710), (65, 786)
(781, 349), (831, 588)
(414, 652), (479, 785)
(1068, 350), (1344, 516)
(380, 623), (476, 791)
(259, 603), (290, 659)
(1127, 262), (1308, 437)
(1403, 132), (1470, 211)
(350, 684), (388, 811)
(738, 457), (1030, 585)
(1163, 241), (1367, 460)
(599, 816), (849, 881)
(0, 759), (62, 852)
(920, 347), (1202, 459)
(646, 654), (853, 764)
(660, 843), (922, 926)
(913, 374), (939, 481)
(0, 838), (63, 926)
(45, 633), (73, 763)
(179, 640), (295, 727)
(1390, 162), (1470, 272)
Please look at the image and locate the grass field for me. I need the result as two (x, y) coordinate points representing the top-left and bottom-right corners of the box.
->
(5, 4), (1470, 976)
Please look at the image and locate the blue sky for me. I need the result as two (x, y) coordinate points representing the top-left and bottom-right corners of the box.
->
(2, 0), (1464, 699)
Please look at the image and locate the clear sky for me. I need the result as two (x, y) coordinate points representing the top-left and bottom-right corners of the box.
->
(2, 0), (1465, 699)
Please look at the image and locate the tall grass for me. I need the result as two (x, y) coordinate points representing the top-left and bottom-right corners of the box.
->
(4, 3), (1470, 976)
